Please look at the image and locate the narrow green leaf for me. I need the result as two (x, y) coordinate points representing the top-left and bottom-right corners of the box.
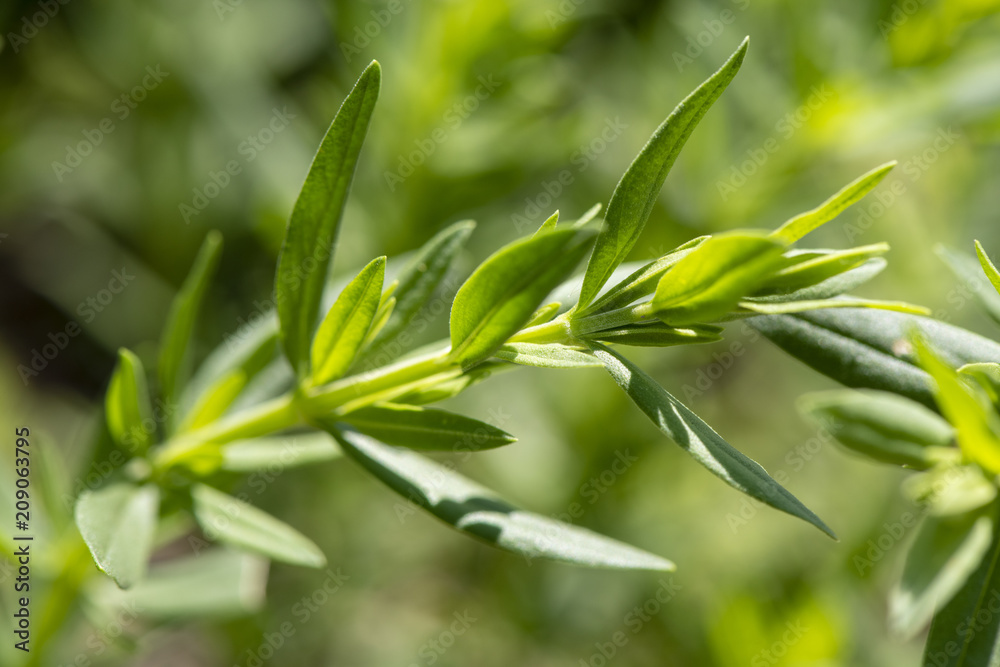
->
(976, 240), (1000, 298)
(534, 210), (559, 236)
(524, 302), (562, 328)
(577, 38), (749, 308)
(586, 322), (722, 347)
(310, 257), (385, 385)
(583, 236), (709, 315)
(106, 348), (155, 454)
(450, 228), (596, 366)
(341, 403), (516, 451)
(923, 502), (1000, 666)
(275, 61), (381, 377)
(758, 244), (889, 293)
(75, 483), (160, 589)
(221, 432), (341, 472)
(738, 297), (928, 316)
(326, 425), (676, 571)
(651, 231), (786, 325)
(572, 203), (602, 228)
(960, 363), (1000, 405)
(159, 230), (223, 410)
(748, 309), (1000, 410)
(590, 343), (835, 538)
(938, 244), (1000, 326)
(747, 258), (886, 304)
(770, 162), (896, 243)
(494, 342), (603, 368)
(363, 220), (475, 359)
(904, 465), (998, 517)
(799, 390), (955, 469)
(180, 316), (279, 427)
(914, 336), (1000, 474)
(891, 511), (994, 638)
(191, 484), (326, 568)
(103, 549), (269, 618)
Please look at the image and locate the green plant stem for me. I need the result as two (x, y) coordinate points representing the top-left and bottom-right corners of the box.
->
(571, 303), (656, 336)
(152, 310), (630, 473)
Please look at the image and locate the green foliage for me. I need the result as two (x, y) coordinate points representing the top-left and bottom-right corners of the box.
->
(105, 349), (155, 454)
(755, 240), (1000, 663)
(310, 256), (385, 385)
(75, 483), (160, 589)
(577, 37), (748, 309)
(190, 485), (327, 568)
(326, 426), (676, 571)
(275, 61), (381, 378)
(73, 43), (921, 605)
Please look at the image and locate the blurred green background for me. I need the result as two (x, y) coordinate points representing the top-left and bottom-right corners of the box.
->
(2, 0), (1000, 665)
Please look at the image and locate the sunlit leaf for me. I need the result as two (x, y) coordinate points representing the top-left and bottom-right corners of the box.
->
(310, 256), (385, 385)
(799, 389), (955, 468)
(191, 484), (326, 568)
(159, 230), (223, 411)
(75, 483), (160, 589)
(651, 231), (786, 325)
(891, 511), (994, 638)
(923, 502), (1000, 666)
(577, 38), (749, 308)
(325, 425), (676, 571)
(590, 343), (834, 537)
(914, 336), (1000, 474)
(363, 220), (475, 359)
(341, 403), (516, 451)
(770, 162), (896, 243)
(450, 228), (595, 366)
(275, 61), (381, 377)
(106, 348), (155, 454)
(494, 342), (603, 368)
(585, 322), (722, 347)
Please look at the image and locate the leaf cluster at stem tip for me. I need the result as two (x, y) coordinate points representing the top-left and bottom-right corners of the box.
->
(78, 39), (928, 592)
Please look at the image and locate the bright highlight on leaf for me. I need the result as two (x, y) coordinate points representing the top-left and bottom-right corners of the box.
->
(450, 228), (595, 366)
(340, 403), (517, 451)
(310, 256), (385, 386)
(106, 348), (155, 454)
(275, 61), (381, 378)
(159, 230), (223, 412)
(651, 231), (786, 325)
(591, 344), (835, 538)
(770, 162), (896, 244)
(577, 37), (749, 309)
(191, 484), (327, 568)
(326, 425), (676, 571)
(76, 483), (160, 589)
